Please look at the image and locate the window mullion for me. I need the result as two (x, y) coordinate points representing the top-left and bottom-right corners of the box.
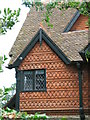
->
(44, 69), (46, 90)
(33, 70), (35, 90)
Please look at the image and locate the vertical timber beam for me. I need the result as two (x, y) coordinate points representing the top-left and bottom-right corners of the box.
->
(39, 28), (42, 46)
(77, 62), (85, 120)
(15, 68), (20, 112)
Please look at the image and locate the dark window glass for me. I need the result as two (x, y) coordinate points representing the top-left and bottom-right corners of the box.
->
(23, 69), (46, 91)
(35, 70), (45, 90)
(24, 71), (33, 91)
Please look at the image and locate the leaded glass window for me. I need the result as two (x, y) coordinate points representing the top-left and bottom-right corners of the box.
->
(35, 70), (45, 90)
(23, 69), (46, 91)
(24, 71), (33, 91)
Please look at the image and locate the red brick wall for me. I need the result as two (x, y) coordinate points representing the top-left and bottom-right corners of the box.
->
(18, 41), (88, 115)
(82, 65), (89, 114)
(70, 15), (88, 31)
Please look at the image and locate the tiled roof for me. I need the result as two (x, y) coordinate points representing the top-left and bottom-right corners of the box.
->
(9, 8), (89, 65)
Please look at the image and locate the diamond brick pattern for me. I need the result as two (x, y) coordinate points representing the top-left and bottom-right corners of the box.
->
(47, 71), (78, 79)
(20, 90), (79, 99)
(19, 41), (64, 70)
(19, 62), (67, 70)
(25, 52), (59, 62)
(20, 99), (79, 110)
(47, 80), (79, 89)
(30, 42), (51, 53)
(19, 41), (89, 112)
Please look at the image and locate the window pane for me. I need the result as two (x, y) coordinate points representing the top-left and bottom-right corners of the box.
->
(35, 70), (45, 90)
(24, 71), (33, 91)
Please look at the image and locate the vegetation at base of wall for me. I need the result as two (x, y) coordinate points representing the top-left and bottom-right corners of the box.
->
(0, 107), (67, 120)
(0, 8), (21, 34)
(0, 107), (48, 119)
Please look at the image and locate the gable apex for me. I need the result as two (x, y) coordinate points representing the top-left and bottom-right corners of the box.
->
(8, 29), (71, 69)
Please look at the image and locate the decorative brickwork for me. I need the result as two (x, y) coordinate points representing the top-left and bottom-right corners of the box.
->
(82, 64), (90, 114)
(70, 15), (88, 31)
(18, 41), (89, 115)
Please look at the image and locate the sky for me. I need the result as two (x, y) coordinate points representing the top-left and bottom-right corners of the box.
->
(0, 0), (29, 88)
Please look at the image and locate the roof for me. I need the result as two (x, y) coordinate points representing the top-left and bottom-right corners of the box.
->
(8, 29), (71, 68)
(9, 8), (89, 66)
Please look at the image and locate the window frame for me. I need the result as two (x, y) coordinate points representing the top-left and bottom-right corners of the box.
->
(21, 69), (47, 92)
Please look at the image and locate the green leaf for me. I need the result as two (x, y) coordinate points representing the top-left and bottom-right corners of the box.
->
(5, 107), (13, 112)
(7, 15), (11, 21)
(16, 8), (21, 17)
(0, 88), (3, 97)
(0, 8), (20, 34)
(61, 117), (67, 120)
(4, 8), (6, 15)
(7, 8), (11, 14)
(4, 88), (12, 93)
(4, 55), (8, 61)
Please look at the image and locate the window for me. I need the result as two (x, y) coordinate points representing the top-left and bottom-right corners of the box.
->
(23, 69), (46, 91)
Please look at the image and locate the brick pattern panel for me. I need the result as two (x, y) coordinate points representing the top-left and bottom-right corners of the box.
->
(47, 70), (78, 79)
(70, 15), (88, 31)
(47, 80), (79, 89)
(19, 41), (88, 113)
(20, 99), (79, 110)
(82, 65), (89, 111)
(20, 90), (79, 99)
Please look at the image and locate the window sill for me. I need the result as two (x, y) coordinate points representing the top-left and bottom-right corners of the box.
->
(21, 89), (47, 92)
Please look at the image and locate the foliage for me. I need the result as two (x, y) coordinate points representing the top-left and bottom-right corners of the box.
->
(0, 83), (16, 108)
(0, 107), (68, 119)
(0, 55), (7, 72)
(23, 1), (90, 27)
(61, 117), (67, 120)
(85, 50), (90, 62)
(0, 107), (48, 119)
(0, 8), (21, 34)
(0, 1), (89, 119)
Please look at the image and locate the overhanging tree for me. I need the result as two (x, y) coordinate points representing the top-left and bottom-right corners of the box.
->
(0, 8), (20, 34)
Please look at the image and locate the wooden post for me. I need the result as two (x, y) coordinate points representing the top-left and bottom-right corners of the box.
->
(77, 62), (85, 120)
(15, 68), (20, 112)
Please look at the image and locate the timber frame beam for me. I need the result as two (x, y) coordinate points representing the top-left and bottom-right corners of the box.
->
(77, 62), (85, 120)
